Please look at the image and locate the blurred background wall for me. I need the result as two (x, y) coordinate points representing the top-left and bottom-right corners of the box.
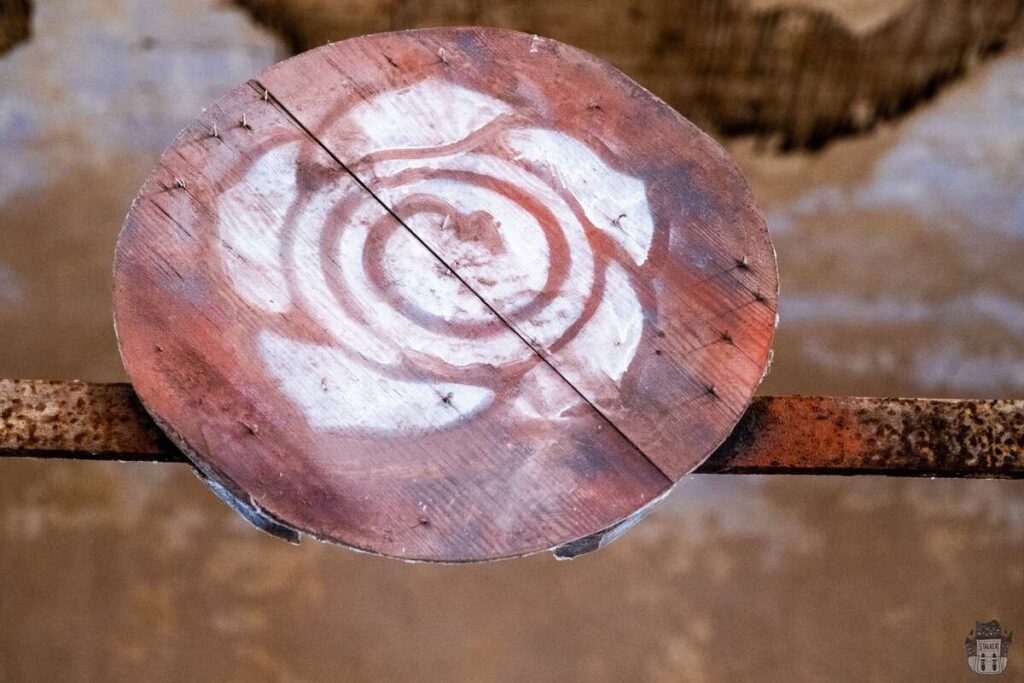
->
(0, 1), (1022, 681)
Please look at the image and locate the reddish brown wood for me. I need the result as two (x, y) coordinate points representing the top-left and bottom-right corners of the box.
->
(112, 27), (777, 561)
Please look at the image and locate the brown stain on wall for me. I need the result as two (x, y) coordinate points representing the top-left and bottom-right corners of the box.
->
(0, 161), (151, 382)
(0, 0), (31, 53)
(235, 0), (1024, 149)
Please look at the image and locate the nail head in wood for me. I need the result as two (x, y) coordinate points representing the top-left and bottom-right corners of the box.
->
(111, 27), (778, 562)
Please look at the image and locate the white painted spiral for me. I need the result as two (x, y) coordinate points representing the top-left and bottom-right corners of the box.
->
(215, 79), (654, 435)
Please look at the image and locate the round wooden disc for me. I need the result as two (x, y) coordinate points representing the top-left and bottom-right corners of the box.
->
(113, 27), (777, 561)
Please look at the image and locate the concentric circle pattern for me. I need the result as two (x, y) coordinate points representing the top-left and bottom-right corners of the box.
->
(218, 83), (655, 436)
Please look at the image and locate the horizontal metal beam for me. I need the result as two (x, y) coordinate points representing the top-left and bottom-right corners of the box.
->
(1, 379), (1021, 478)
(0, 379), (178, 462)
(699, 395), (1023, 477)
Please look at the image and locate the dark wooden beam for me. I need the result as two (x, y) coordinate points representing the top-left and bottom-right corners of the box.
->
(2, 380), (1021, 478)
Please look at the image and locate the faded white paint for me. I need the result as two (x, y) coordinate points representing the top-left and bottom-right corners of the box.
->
(344, 81), (512, 159)
(217, 143), (297, 314)
(258, 330), (494, 433)
(504, 128), (654, 266)
(558, 262), (644, 396)
(216, 78), (656, 435)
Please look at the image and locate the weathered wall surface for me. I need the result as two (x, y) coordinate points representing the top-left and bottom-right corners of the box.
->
(0, 2), (1022, 681)
(236, 0), (1024, 148)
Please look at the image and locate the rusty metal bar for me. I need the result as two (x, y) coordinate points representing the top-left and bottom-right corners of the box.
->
(0, 379), (179, 462)
(1, 379), (1022, 477)
(699, 395), (1024, 478)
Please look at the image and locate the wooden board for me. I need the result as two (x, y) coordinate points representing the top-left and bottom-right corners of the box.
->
(112, 27), (777, 561)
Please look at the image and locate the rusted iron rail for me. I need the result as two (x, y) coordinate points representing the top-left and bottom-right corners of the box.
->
(0, 379), (1021, 477)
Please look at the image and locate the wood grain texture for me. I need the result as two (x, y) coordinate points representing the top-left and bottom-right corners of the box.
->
(112, 27), (777, 561)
